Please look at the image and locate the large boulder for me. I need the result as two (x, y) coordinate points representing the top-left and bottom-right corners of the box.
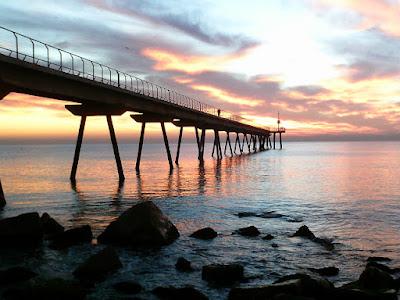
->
(152, 286), (208, 300)
(49, 225), (93, 249)
(190, 227), (217, 240)
(0, 267), (37, 285)
(235, 226), (260, 237)
(229, 273), (333, 300)
(202, 264), (244, 285)
(0, 213), (43, 246)
(97, 201), (179, 247)
(3, 278), (87, 300)
(358, 266), (396, 290)
(73, 246), (122, 282)
(40, 213), (64, 239)
(292, 225), (334, 250)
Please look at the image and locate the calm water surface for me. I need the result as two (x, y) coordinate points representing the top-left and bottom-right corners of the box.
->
(0, 141), (399, 299)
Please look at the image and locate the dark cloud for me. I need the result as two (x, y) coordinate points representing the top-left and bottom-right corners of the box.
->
(87, 0), (259, 51)
(332, 27), (400, 81)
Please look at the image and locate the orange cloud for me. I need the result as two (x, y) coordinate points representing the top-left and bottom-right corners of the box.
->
(142, 47), (256, 74)
(190, 84), (263, 107)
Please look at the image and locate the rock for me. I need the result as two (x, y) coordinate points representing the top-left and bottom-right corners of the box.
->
(258, 211), (284, 219)
(49, 225), (92, 249)
(292, 225), (334, 250)
(0, 212), (43, 246)
(202, 264), (244, 285)
(175, 257), (193, 272)
(190, 227), (217, 240)
(262, 234), (274, 240)
(236, 212), (258, 218)
(98, 201), (179, 247)
(272, 243), (279, 248)
(334, 286), (397, 300)
(0, 180), (5, 208)
(113, 281), (142, 294)
(229, 279), (304, 300)
(292, 225), (315, 239)
(366, 261), (400, 274)
(3, 278), (87, 300)
(308, 266), (339, 276)
(73, 246), (122, 282)
(235, 226), (260, 237)
(273, 273), (333, 297)
(41, 213), (64, 238)
(358, 266), (396, 290)
(0, 267), (37, 285)
(367, 256), (392, 262)
(152, 286), (208, 300)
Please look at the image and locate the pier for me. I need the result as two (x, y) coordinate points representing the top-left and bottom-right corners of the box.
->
(0, 26), (285, 181)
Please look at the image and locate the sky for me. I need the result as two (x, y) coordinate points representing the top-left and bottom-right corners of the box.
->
(0, 0), (399, 143)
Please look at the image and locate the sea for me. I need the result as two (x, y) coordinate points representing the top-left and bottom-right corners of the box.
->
(0, 141), (399, 299)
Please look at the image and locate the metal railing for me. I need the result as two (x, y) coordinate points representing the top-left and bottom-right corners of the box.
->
(0, 26), (271, 131)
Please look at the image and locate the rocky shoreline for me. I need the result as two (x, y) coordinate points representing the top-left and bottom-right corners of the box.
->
(0, 201), (399, 299)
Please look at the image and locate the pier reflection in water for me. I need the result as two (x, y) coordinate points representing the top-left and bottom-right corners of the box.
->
(0, 142), (400, 299)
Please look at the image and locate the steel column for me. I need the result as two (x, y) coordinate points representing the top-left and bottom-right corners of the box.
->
(70, 115), (86, 181)
(135, 122), (146, 172)
(0, 179), (5, 207)
(161, 122), (174, 170)
(273, 133), (276, 149)
(175, 126), (183, 165)
(107, 115), (125, 181)
(279, 132), (282, 149)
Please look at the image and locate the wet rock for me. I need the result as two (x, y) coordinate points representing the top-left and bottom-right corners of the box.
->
(358, 266), (396, 290)
(258, 211), (284, 219)
(153, 286), (208, 300)
(175, 257), (193, 272)
(273, 273), (333, 298)
(3, 278), (87, 300)
(292, 225), (334, 250)
(202, 264), (244, 285)
(367, 256), (392, 262)
(190, 227), (217, 240)
(0, 212), (43, 246)
(73, 246), (122, 282)
(98, 201), (179, 247)
(286, 218), (304, 223)
(235, 226), (260, 237)
(308, 266), (339, 276)
(229, 279), (305, 300)
(41, 213), (64, 239)
(332, 287), (397, 300)
(49, 225), (92, 249)
(262, 234), (275, 240)
(236, 212), (258, 218)
(113, 281), (142, 294)
(366, 261), (400, 274)
(272, 243), (279, 248)
(0, 267), (37, 285)
(292, 225), (315, 239)
(236, 211), (284, 219)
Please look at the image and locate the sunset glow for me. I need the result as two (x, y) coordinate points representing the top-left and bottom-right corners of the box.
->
(0, 0), (399, 141)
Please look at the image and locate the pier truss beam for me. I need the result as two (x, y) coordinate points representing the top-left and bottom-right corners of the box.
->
(66, 104), (126, 182)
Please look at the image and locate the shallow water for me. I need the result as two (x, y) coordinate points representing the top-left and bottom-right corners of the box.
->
(0, 141), (400, 299)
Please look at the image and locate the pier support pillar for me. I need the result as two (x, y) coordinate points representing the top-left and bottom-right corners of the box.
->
(161, 122), (174, 171)
(175, 126), (183, 165)
(279, 132), (282, 149)
(135, 122), (146, 172)
(273, 133), (276, 149)
(224, 132), (233, 157)
(70, 115), (86, 181)
(212, 130), (223, 159)
(107, 116), (125, 182)
(0, 179), (5, 208)
(199, 129), (206, 163)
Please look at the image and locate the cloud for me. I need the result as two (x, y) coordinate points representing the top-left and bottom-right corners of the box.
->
(332, 28), (400, 81)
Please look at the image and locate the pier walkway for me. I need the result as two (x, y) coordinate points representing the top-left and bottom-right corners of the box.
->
(0, 26), (285, 181)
